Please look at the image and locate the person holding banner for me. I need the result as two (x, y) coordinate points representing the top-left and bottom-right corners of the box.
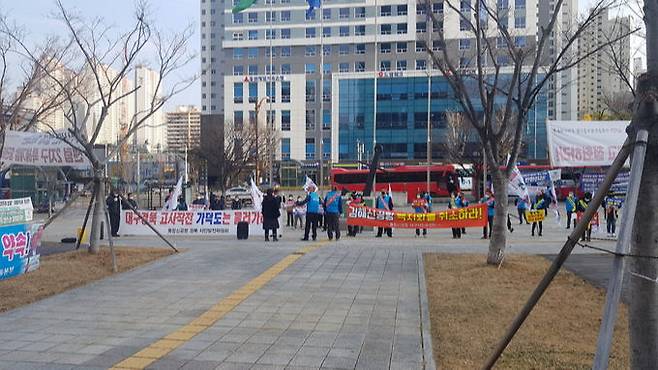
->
(413, 193), (429, 238)
(447, 193), (461, 239)
(375, 191), (394, 238)
(531, 192), (546, 237)
(261, 188), (281, 242)
(323, 186), (343, 241)
(298, 184), (321, 241)
(565, 192), (576, 229)
(577, 192), (593, 242)
(456, 192), (469, 234)
(347, 192), (364, 237)
(480, 189), (495, 239)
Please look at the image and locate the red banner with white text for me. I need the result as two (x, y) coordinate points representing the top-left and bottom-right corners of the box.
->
(347, 204), (487, 229)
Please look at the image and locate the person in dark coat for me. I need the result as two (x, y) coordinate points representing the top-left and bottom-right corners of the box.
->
(122, 193), (138, 210)
(106, 190), (122, 237)
(261, 188), (281, 242)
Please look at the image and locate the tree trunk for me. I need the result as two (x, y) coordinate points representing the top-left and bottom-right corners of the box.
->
(88, 177), (105, 254)
(487, 169), (509, 265)
(628, 73), (658, 368)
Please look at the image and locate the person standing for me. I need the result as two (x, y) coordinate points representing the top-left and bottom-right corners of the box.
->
(577, 192), (593, 242)
(293, 196), (306, 230)
(515, 196), (529, 225)
(347, 192), (364, 237)
(285, 195), (295, 227)
(261, 188), (280, 242)
(375, 190), (393, 237)
(480, 189), (495, 239)
(565, 191), (576, 229)
(122, 193), (138, 210)
(106, 190), (121, 237)
(606, 199), (618, 237)
(456, 191), (468, 234)
(413, 193), (429, 237)
(177, 196), (188, 211)
(324, 186), (343, 241)
(531, 192), (545, 237)
(298, 185), (321, 241)
(447, 193), (461, 239)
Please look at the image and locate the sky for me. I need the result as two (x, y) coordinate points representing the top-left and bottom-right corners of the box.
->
(0, 0), (200, 109)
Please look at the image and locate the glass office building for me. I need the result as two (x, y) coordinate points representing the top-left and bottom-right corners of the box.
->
(336, 74), (548, 162)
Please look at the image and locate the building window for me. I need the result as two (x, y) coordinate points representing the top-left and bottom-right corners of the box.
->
(248, 82), (258, 103)
(397, 4), (407, 15)
(339, 26), (349, 37)
(498, 0), (509, 9)
(515, 36), (526, 47)
(233, 83), (243, 103)
(416, 41), (426, 52)
(355, 61), (365, 72)
(339, 44), (350, 55)
(460, 18), (470, 31)
(355, 7), (366, 18)
(497, 55), (510, 65)
(323, 80), (331, 101)
(323, 45), (331, 56)
(339, 8), (350, 19)
(380, 43), (391, 54)
(396, 42), (408, 53)
(232, 32), (244, 41)
(305, 63), (316, 74)
(323, 139), (331, 159)
(281, 111), (291, 131)
(380, 60), (391, 71)
(248, 64), (258, 75)
(323, 27), (331, 37)
(459, 57), (470, 68)
(323, 63), (331, 74)
(248, 30), (258, 40)
(266, 64), (276, 75)
(234, 111), (243, 129)
(306, 139), (315, 160)
(266, 29), (276, 40)
(233, 65), (244, 75)
(306, 9), (316, 20)
(416, 22), (426, 33)
(306, 80), (316, 101)
(459, 39), (470, 49)
(433, 2), (444, 13)
(396, 60), (407, 71)
(233, 48), (243, 59)
(339, 62), (349, 72)
(323, 110), (331, 130)
(281, 138), (291, 160)
(323, 8), (331, 20)
(281, 10), (291, 21)
(281, 81), (291, 102)
(281, 29), (291, 39)
(306, 27), (316, 38)
(266, 47), (277, 58)
(248, 12), (258, 23)
(416, 59), (427, 70)
(380, 24), (391, 35)
(305, 46), (316, 56)
(397, 23), (407, 34)
(306, 110), (316, 130)
(281, 46), (291, 57)
(380, 5), (391, 16)
(356, 44), (366, 54)
(515, 0), (526, 8)
(432, 40), (443, 51)
(515, 16), (526, 28)
(233, 13), (243, 24)
(281, 64), (291, 74)
(355, 25), (365, 36)
(248, 48), (258, 59)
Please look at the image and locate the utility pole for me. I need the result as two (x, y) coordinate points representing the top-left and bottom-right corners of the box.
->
(628, 2), (658, 367)
(254, 97), (269, 183)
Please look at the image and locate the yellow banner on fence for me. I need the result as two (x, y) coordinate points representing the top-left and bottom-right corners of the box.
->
(525, 210), (546, 223)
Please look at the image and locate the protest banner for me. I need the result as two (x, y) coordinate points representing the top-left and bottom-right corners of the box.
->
(525, 210), (546, 223)
(347, 204), (487, 229)
(0, 197), (33, 226)
(546, 121), (629, 167)
(1, 130), (89, 168)
(0, 223), (44, 280)
(581, 172), (629, 195)
(119, 210), (264, 236)
(577, 212), (600, 229)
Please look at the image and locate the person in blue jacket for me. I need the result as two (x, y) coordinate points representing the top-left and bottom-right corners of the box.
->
(565, 191), (576, 229)
(323, 186), (343, 241)
(375, 190), (394, 237)
(298, 184), (321, 241)
(515, 196), (529, 225)
(480, 189), (495, 239)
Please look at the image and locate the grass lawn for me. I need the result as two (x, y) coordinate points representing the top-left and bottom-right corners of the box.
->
(0, 247), (175, 313)
(424, 254), (629, 369)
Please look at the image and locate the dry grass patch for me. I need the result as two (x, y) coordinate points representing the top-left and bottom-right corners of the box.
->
(424, 254), (629, 369)
(0, 247), (174, 313)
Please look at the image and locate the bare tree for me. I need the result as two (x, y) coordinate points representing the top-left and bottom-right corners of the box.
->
(442, 111), (473, 165)
(425, 0), (636, 264)
(5, 1), (194, 253)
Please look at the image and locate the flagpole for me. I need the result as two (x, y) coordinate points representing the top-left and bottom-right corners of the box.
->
(268, 0), (274, 186)
(318, 0), (324, 190)
(372, 0), (379, 207)
(425, 3), (432, 196)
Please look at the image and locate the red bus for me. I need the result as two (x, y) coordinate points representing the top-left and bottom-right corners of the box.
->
(513, 165), (584, 200)
(330, 165), (472, 203)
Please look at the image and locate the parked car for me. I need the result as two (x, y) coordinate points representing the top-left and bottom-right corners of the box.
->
(224, 187), (251, 201)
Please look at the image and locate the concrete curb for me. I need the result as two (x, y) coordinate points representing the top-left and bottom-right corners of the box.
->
(418, 253), (437, 370)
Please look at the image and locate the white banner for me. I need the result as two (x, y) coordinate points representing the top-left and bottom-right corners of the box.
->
(1, 130), (89, 168)
(119, 210), (264, 236)
(546, 121), (629, 167)
(0, 197), (33, 226)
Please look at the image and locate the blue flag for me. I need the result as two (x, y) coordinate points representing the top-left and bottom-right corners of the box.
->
(306, 0), (321, 18)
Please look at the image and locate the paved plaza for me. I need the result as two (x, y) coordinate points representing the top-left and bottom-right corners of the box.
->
(0, 205), (615, 370)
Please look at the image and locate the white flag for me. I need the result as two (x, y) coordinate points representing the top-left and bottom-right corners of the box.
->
(164, 176), (183, 211)
(250, 178), (264, 212)
(508, 165), (530, 204)
(303, 175), (317, 192)
(388, 184), (393, 204)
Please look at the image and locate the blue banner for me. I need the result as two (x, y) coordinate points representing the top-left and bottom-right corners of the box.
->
(581, 172), (629, 195)
(0, 223), (43, 281)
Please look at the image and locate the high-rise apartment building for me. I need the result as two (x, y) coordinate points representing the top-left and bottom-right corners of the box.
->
(134, 65), (167, 151)
(201, 0), (569, 164)
(577, 8), (631, 119)
(167, 105), (201, 152)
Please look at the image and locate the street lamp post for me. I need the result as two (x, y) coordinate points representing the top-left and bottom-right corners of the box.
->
(254, 97), (269, 183)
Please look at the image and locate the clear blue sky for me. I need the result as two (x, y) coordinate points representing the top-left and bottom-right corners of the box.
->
(0, 0), (200, 109)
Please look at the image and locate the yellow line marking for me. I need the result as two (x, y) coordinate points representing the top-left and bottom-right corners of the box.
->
(109, 242), (325, 370)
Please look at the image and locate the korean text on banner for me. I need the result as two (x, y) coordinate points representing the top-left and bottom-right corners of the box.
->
(119, 210), (264, 236)
(0, 223), (44, 281)
(0, 197), (33, 226)
(546, 121), (629, 167)
(1, 130), (89, 168)
(525, 210), (546, 223)
(347, 204), (488, 229)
